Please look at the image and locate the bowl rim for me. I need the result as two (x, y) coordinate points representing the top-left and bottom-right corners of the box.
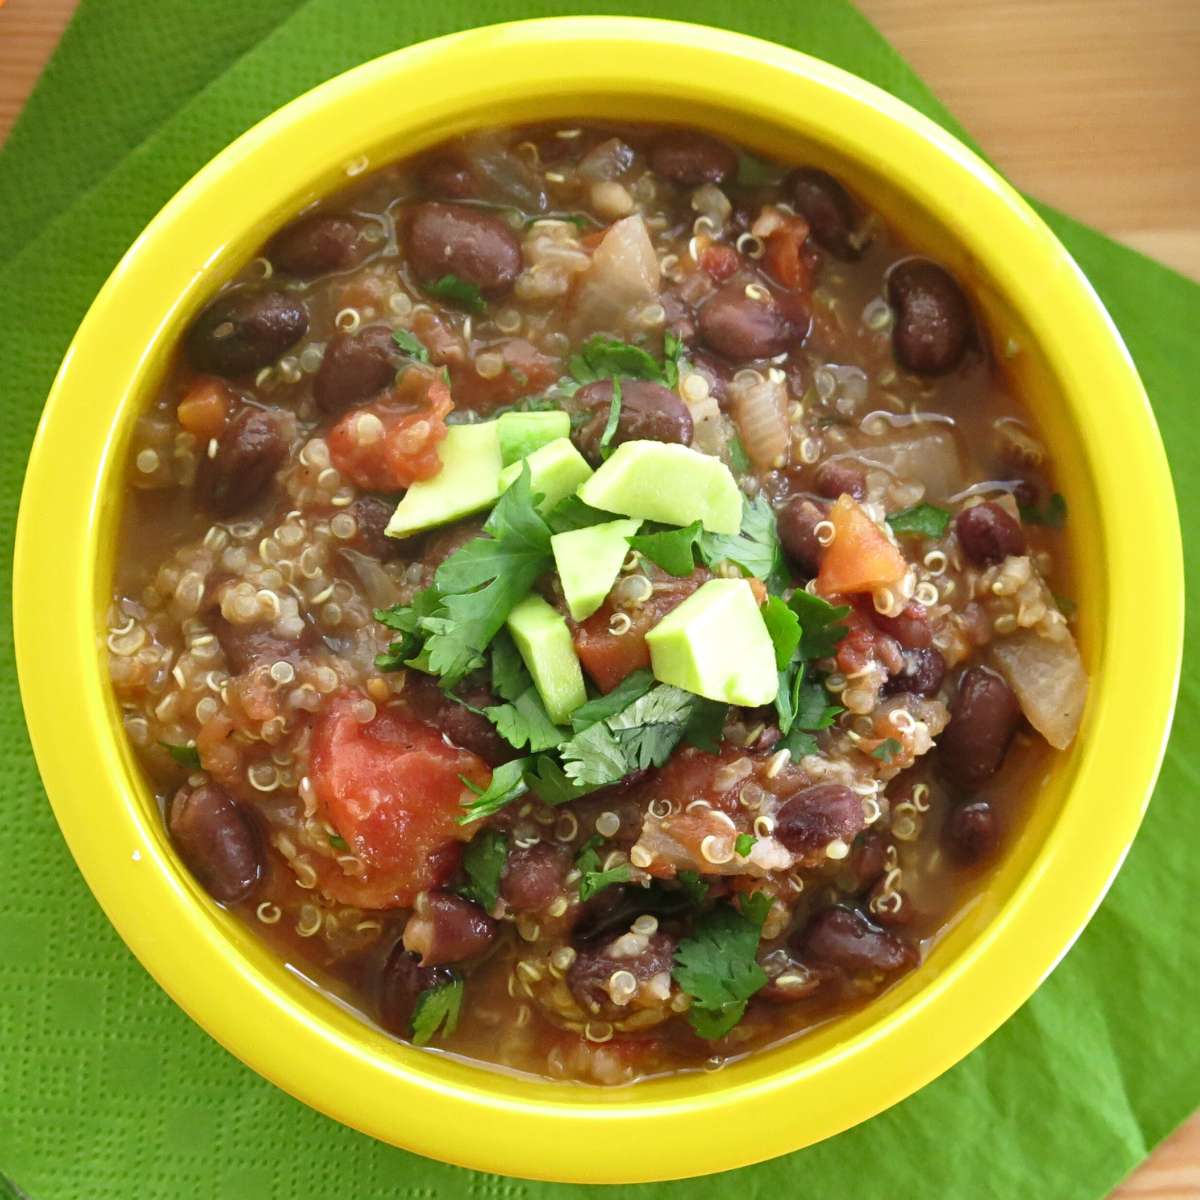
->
(13, 15), (1183, 1184)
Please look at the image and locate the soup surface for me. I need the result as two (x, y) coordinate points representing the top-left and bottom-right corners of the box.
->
(108, 122), (1088, 1084)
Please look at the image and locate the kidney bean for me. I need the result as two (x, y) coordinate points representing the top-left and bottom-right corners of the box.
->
(699, 281), (808, 360)
(873, 602), (933, 649)
(346, 495), (403, 561)
(786, 167), (865, 261)
(267, 213), (368, 278)
(887, 258), (973, 376)
(404, 671), (515, 767)
(775, 784), (867, 855)
(944, 800), (999, 864)
(883, 647), (946, 697)
(574, 379), (693, 460)
(168, 783), (263, 904)
(377, 944), (454, 1036)
(955, 501), (1026, 566)
(867, 879), (915, 927)
(568, 931), (676, 1020)
(196, 406), (288, 517)
(501, 843), (571, 911)
(847, 830), (888, 894)
(185, 289), (308, 377)
(648, 130), (737, 186)
(209, 611), (313, 675)
(403, 892), (497, 965)
(418, 155), (476, 199)
(777, 497), (826, 576)
(940, 667), (1021, 787)
(407, 202), (522, 297)
(815, 458), (866, 500)
(797, 905), (917, 973)
(314, 325), (400, 414)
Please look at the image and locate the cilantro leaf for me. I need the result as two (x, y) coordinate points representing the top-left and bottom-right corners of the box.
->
(698, 495), (784, 588)
(607, 685), (697, 772)
(569, 334), (664, 384)
(788, 590), (851, 660)
(793, 679), (842, 731)
(760, 595), (802, 669)
(672, 901), (771, 1039)
(411, 977), (464, 1045)
(1019, 492), (1068, 528)
(628, 521), (702, 577)
(484, 688), (565, 752)
(391, 328), (430, 363)
(684, 697), (728, 754)
(569, 669), (655, 732)
(677, 870), (709, 906)
(734, 833), (756, 857)
(489, 630), (530, 703)
(662, 330), (688, 388)
(546, 494), (619, 533)
(739, 891), (774, 926)
(778, 728), (818, 758)
(560, 722), (629, 787)
(871, 737), (903, 763)
(598, 377), (622, 459)
(575, 836), (633, 902)
(526, 754), (598, 806)
(887, 503), (951, 538)
(160, 741), (201, 769)
(328, 833), (349, 851)
(459, 829), (508, 911)
(423, 273), (486, 314)
(458, 758), (531, 824)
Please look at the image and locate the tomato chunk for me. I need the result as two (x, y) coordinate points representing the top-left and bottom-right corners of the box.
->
(817, 496), (908, 596)
(328, 378), (452, 492)
(310, 693), (489, 908)
(448, 337), (560, 414)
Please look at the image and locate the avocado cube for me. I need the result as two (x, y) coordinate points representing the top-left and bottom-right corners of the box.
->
(645, 579), (778, 706)
(506, 594), (587, 725)
(499, 437), (593, 513)
(551, 518), (642, 622)
(497, 410), (571, 466)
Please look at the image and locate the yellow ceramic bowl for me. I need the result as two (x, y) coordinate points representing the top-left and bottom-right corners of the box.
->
(14, 17), (1182, 1184)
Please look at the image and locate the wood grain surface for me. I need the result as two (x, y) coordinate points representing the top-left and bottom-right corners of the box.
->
(0, 1), (1197, 1196)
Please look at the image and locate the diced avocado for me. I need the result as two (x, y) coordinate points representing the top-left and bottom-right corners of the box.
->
(506, 594), (587, 725)
(551, 518), (642, 622)
(645, 579), (778, 706)
(385, 422), (502, 539)
(499, 437), (593, 513)
(497, 410), (571, 466)
(576, 441), (742, 534)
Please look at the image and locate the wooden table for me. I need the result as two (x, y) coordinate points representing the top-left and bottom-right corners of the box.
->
(1, 1), (1197, 1195)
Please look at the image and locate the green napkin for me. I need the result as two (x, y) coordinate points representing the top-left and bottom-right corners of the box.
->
(1, 3), (1195, 1198)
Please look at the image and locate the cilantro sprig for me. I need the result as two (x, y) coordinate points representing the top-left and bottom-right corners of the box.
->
(160, 741), (201, 769)
(886, 503), (950, 538)
(575, 836), (633, 902)
(422, 273), (486, 314)
(411, 977), (465, 1045)
(391, 328), (430, 363)
(1019, 492), (1068, 528)
(458, 828), (508, 911)
(672, 895), (773, 1039)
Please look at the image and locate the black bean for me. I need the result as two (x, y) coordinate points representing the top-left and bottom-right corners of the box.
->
(267, 213), (368, 278)
(501, 843), (570, 911)
(815, 458), (866, 500)
(314, 325), (400, 414)
(402, 891), (497, 965)
(648, 130), (737, 186)
(377, 944), (453, 1037)
(955, 501), (1026, 566)
(940, 667), (1021, 787)
(883, 647), (946, 697)
(407, 202), (522, 297)
(185, 289), (308, 377)
(574, 379), (693, 460)
(797, 906), (916, 973)
(775, 784), (866, 854)
(404, 672), (515, 767)
(168, 783), (263, 904)
(777, 496), (826, 576)
(195, 406), (288, 517)
(348, 495), (403, 561)
(699, 281), (808, 360)
(887, 258), (973, 376)
(943, 800), (999, 864)
(787, 167), (865, 261)
(567, 932), (676, 1020)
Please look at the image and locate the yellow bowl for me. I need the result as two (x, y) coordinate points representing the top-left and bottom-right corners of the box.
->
(14, 16), (1182, 1183)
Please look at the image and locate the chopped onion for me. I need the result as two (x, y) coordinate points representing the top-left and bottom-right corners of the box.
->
(570, 215), (660, 337)
(729, 372), (789, 470)
(338, 548), (399, 610)
(992, 628), (1088, 749)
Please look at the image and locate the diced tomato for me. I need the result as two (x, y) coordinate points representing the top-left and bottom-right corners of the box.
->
(572, 571), (708, 692)
(449, 338), (561, 414)
(817, 496), (908, 596)
(700, 242), (740, 282)
(764, 216), (813, 291)
(176, 376), (230, 440)
(309, 693), (489, 908)
(328, 379), (452, 492)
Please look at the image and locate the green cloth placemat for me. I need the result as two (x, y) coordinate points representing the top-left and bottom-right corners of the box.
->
(1, 3), (1195, 1198)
